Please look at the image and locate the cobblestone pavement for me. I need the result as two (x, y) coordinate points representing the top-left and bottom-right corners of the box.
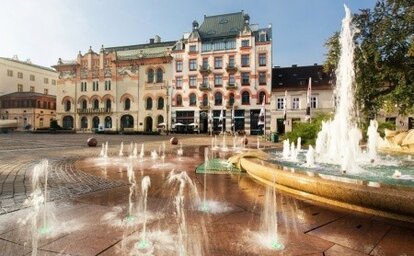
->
(0, 133), (201, 214)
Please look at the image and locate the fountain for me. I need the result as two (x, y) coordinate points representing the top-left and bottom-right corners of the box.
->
(232, 5), (414, 223)
(125, 161), (136, 222)
(100, 142), (108, 158)
(177, 142), (183, 157)
(136, 176), (151, 251)
(168, 170), (204, 255)
(139, 143), (145, 160)
(119, 142), (124, 157)
(221, 134), (228, 151)
(211, 135), (219, 151)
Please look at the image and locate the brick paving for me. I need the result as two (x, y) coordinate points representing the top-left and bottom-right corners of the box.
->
(0, 132), (413, 256)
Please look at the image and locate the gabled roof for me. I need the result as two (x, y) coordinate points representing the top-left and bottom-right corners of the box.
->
(106, 41), (176, 52)
(272, 65), (332, 92)
(198, 12), (245, 39)
(0, 57), (57, 73)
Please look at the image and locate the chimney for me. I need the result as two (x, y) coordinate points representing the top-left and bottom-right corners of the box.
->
(292, 64), (297, 67)
(154, 35), (161, 43)
(314, 63), (318, 66)
(149, 38), (155, 44)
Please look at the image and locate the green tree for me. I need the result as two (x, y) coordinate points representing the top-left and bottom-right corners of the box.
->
(324, 0), (414, 119)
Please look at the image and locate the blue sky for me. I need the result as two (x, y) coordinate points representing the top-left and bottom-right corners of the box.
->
(0, 0), (376, 68)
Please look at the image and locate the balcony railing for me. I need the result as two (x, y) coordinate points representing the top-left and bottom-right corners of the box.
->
(226, 83), (238, 90)
(199, 65), (211, 74)
(77, 108), (112, 114)
(199, 103), (210, 110)
(226, 64), (238, 73)
(199, 83), (211, 91)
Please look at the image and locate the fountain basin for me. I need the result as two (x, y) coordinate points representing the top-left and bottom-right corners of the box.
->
(237, 153), (414, 223)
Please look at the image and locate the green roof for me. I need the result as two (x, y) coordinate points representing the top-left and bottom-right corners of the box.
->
(116, 44), (172, 60)
(198, 12), (245, 39)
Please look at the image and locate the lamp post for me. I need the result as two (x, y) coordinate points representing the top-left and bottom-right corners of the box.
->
(164, 82), (172, 135)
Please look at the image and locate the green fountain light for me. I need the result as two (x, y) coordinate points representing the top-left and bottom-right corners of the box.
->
(124, 215), (136, 223)
(38, 226), (51, 235)
(271, 241), (284, 250)
(136, 240), (150, 249)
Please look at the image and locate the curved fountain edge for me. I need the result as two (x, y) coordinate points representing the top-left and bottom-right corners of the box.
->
(237, 151), (414, 224)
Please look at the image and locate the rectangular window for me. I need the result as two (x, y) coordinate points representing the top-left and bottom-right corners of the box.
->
(175, 77), (183, 88)
(228, 74), (235, 85)
(44, 89), (48, 95)
(259, 53), (266, 66)
(105, 80), (111, 90)
(228, 56), (235, 67)
(241, 54), (250, 67)
(202, 76), (209, 86)
(241, 40), (250, 47)
(214, 74), (223, 87)
(214, 57), (222, 69)
(292, 97), (300, 109)
(93, 81), (99, 91)
(18, 72), (23, 79)
(7, 70), (13, 77)
(30, 74), (35, 81)
(277, 98), (285, 110)
(44, 78), (49, 84)
(51, 79), (56, 85)
(241, 72), (250, 85)
(30, 86), (34, 92)
(189, 59), (197, 71)
(259, 72), (266, 85)
(311, 96), (317, 108)
(189, 76), (197, 87)
(202, 58), (209, 69)
(176, 61), (183, 72)
(17, 84), (23, 92)
(189, 45), (197, 52)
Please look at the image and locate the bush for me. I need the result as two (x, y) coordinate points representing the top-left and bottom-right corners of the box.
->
(377, 121), (396, 138)
(284, 112), (332, 146)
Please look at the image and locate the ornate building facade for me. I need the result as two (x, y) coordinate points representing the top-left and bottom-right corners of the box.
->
(170, 11), (272, 135)
(53, 39), (174, 132)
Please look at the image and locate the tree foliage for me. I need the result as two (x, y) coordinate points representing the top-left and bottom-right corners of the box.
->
(324, 0), (414, 119)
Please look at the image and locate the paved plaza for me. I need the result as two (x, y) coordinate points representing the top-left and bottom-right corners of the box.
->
(0, 133), (413, 255)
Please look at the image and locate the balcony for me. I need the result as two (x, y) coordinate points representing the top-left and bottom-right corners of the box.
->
(199, 65), (211, 74)
(226, 64), (238, 73)
(226, 83), (238, 90)
(199, 83), (211, 91)
(199, 103), (210, 110)
(77, 108), (112, 115)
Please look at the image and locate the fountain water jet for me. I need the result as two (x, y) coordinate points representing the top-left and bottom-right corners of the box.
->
(136, 176), (151, 250)
(119, 142), (124, 157)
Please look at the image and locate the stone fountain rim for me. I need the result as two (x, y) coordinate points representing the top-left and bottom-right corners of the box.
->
(237, 149), (414, 224)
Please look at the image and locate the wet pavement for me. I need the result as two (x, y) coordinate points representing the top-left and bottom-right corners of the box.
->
(0, 132), (413, 255)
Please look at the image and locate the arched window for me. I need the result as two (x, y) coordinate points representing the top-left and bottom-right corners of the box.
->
(157, 115), (164, 125)
(92, 116), (100, 128)
(229, 93), (235, 106)
(62, 116), (74, 129)
(105, 116), (112, 128)
(82, 100), (87, 109)
(157, 97), (164, 109)
(189, 93), (197, 106)
(147, 69), (154, 83)
(146, 97), (153, 110)
(176, 95), (182, 106)
(156, 68), (163, 83)
(202, 94), (208, 106)
(124, 98), (131, 110)
(258, 91), (266, 104)
(106, 99), (111, 110)
(214, 92), (222, 106)
(121, 115), (134, 129)
(65, 100), (71, 112)
(93, 99), (99, 109)
(81, 116), (88, 128)
(242, 91), (250, 105)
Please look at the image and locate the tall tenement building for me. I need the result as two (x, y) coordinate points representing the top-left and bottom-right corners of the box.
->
(171, 11), (272, 135)
(53, 11), (272, 134)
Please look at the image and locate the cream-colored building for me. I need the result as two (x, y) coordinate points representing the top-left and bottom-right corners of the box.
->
(271, 65), (334, 134)
(0, 57), (58, 130)
(170, 11), (272, 135)
(0, 57), (57, 96)
(53, 39), (174, 132)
